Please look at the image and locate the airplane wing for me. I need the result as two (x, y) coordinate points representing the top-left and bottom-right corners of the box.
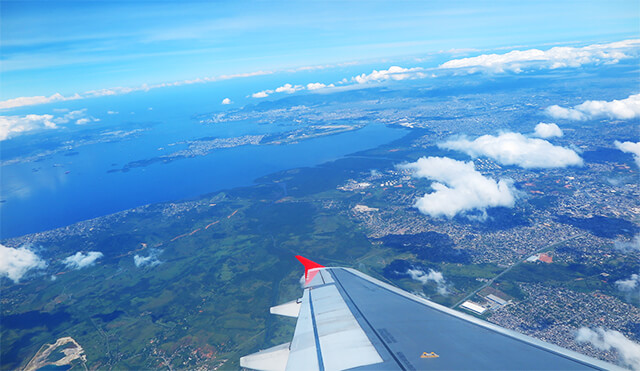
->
(240, 256), (621, 371)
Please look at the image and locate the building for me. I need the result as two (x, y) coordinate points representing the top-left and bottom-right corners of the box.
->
(461, 300), (487, 315)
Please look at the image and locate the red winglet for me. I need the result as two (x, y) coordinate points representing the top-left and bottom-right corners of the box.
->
(295, 255), (324, 284)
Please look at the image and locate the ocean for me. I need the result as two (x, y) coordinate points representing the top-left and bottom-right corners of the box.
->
(1, 81), (406, 238)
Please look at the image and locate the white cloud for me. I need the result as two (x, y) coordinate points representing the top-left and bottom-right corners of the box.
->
(615, 140), (640, 167)
(616, 274), (640, 293)
(54, 109), (99, 125)
(545, 105), (586, 120)
(107, 110), (118, 115)
(576, 327), (640, 370)
(134, 249), (161, 268)
(252, 90), (271, 98)
(251, 83), (305, 98)
(274, 83), (304, 94)
(84, 85), (149, 98)
(440, 132), (583, 168)
(353, 66), (426, 84)
(0, 109), (99, 140)
(0, 93), (82, 110)
(407, 268), (449, 295)
(546, 94), (640, 121)
(533, 122), (563, 138)
(221, 98), (232, 105)
(399, 157), (517, 219)
(63, 251), (103, 269)
(440, 39), (640, 73)
(0, 114), (57, 140)
(0, 244), (47, 283)
(306, 82), (334, 90)
(614, 234), (640, 252)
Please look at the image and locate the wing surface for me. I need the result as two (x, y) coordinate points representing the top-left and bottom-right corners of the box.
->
(241, 259), (621, 371)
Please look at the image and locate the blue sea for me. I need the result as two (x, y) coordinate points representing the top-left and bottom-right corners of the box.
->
(1, 80), (406, 238)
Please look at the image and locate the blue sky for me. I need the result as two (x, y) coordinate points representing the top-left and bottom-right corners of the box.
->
(1, 0), (638, 101)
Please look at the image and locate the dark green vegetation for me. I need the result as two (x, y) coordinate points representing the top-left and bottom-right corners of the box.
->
(555, 215), (639, 238)
(456, 206), (532, 231)
(379, 232), (472, 264)
(496, 259), (639, 298)
(583, 147), (635, 164)
(1, 188), (358, 369)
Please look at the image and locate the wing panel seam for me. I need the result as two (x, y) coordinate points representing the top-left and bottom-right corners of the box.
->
(308, 289), (325, 371)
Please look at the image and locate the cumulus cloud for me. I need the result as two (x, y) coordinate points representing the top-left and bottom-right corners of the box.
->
(440, 132), (583, 168)
(221, 98), (232, 105)
(0, 114), (57, 140)
(399, 157), (517, 219)
(0, 93), (82, 110)
(0, 109), (99, 140)
(251, 83), (305, 98)
(0, 244), (47, 283)
(614, 234), (640, 252)
(546, 94), (640, 121)
(275, 83), (303, 94)
(306, 82), (334, 90)
(407, 268), (449, 295)
(252, 91), (270, 98)
(533, 122), (563, 138)
(63, 251), (103, 269)
(615, 140), (640, 167)
(616, 274), (640, 293)
(134, 249), (162, 268)
(576, 327), (640, 370)
(53, 109), (99, 125)
(440, 39), (640, 73)
(107, 110), (118, 115)
(353, 66), (427, 84)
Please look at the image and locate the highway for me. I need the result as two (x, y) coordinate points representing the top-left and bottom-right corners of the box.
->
(453, 233), (585, 309)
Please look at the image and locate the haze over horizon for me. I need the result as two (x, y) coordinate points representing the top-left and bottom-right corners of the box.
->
(2, 1), (638, 102)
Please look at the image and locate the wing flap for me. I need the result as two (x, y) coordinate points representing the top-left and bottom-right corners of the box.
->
(270, 299), (301, 318)
(239, 342), (290, 371)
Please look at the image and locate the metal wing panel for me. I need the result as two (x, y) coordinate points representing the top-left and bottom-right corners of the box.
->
(312, 284), (383, 371)
(331, 267), (621, 371)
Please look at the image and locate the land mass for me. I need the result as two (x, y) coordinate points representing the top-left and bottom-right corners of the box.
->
(2, 126), (638, 369)
(108, 124), (362, 173)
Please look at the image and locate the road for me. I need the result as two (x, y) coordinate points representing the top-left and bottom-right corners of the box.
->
(452, 233), (585, 308)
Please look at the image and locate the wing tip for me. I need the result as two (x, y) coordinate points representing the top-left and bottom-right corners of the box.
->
(294, 255), (324, 280)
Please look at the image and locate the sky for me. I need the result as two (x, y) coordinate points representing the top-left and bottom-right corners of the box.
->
(1, 0), (638, 102)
